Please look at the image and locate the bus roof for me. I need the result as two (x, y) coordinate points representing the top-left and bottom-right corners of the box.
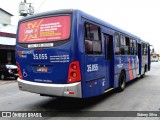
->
(18, 9), (148, 44)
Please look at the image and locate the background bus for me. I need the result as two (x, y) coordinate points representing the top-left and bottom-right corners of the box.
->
(16, 9), (151, 98)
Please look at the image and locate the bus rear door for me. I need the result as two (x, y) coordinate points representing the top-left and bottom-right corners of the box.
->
(103, 34), (114, 90)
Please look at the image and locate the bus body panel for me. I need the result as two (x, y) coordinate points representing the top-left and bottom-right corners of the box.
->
(16, 43), (71, 84)
(114, 55), (138, 82)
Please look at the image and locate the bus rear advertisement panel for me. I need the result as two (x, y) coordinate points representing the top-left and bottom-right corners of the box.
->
(18, 15), (71, 43)
(16, 9), (150, 98)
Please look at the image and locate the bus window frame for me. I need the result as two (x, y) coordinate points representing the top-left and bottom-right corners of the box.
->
(130, 38), (137, 55)
(114, 32), (121, 55)
(84, 22), (102, 55)
(142, 43), (148, 55)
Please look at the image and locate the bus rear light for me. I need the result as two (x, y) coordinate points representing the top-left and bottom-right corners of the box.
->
(68, 61), (81, 84)
(72, 72), (77, 78)
(16, 62), (23, 80)
(72, 65), (77, 70)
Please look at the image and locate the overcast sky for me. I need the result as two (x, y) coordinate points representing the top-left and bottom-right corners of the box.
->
(0, 0), (160, 53)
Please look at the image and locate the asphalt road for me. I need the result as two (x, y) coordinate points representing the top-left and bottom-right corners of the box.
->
(0, 62), (160, 120)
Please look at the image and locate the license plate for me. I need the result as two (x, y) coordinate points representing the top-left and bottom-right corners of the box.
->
(37, 67), (48, 72)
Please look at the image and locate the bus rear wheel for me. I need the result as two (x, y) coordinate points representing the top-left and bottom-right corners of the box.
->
(118, 72), (126, 92)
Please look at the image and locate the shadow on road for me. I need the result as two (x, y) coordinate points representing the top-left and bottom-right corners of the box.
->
(37, 90), (115, 111)
(0, 77), (17, 81)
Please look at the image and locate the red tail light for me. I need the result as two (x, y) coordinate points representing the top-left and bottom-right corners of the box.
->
(16, 62), (23, 80)
(67, 61), (81, 83)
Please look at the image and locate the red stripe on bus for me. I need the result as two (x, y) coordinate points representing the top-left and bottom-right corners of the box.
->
(128, 58), (133, 80)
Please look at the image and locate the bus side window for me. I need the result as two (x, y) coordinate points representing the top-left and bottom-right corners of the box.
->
(142, 43), (147, 55)
(133, 39), (137, 55)
(142, 43), (144, 55)
(130, 38), (134, 55)
(84, 23), (102, 54)
(114, 33), (121, 55)
(120, 35), (125, 55)
(120, 35), (131, 55)
(145, 44), (148, 55)
(125, 37), (130, 55)
(130, 38), (137, 55)
(104, 34), (112, 60)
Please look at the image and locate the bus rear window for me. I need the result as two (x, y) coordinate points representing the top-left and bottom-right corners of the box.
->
(18, 15), (71, 43)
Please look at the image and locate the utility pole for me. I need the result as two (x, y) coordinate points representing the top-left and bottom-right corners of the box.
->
(19, 0), (34, 17)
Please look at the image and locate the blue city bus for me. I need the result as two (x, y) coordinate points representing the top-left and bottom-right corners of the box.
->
(16, 9), (151, 98)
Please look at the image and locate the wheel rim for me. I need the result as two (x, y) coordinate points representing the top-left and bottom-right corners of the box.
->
(120, 74), (125, 89)
(1, 74), (5, 80)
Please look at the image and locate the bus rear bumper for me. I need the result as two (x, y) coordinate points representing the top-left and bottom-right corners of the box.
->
(17, 78), (82, 98)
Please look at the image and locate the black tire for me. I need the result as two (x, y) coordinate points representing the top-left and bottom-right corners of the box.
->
(0, 74), (6, 80)
(14, 76), (18, 80)
(118, 72), (126, 92)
